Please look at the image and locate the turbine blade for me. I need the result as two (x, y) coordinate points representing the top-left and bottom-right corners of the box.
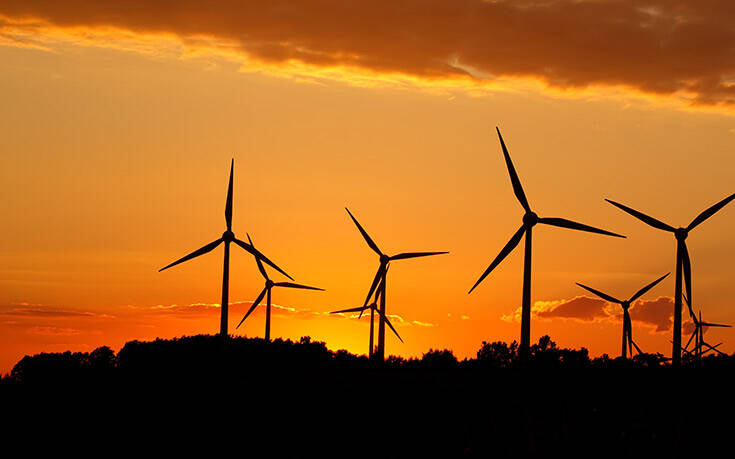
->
(390, 251), (448, 261)
(225, 159), (234, 230)
(247, 234), (269, 281)
(701, 322), (731, 328)
(683, 292), (697, 322)
(605, 199), (675, 232)
(377, 309), (403, 343)
(629, 272), (670, 302)
(687, 192), (735, 231)
(345, 208), (382, 256)
(496, 127), (530, 212)
(631, 339), (643, 356)
(233, 238), (293, 281)
(681, 241), (692, 313)
(363, 265), (388, 318)
(468, 225), (525, 294)
(575, 283), (622, 304)
(538, 217), (625, 238)
(330, 306), (369, 314)
(236, 287), (267, 329)
(159, 239), (222, 271)
(274, 282), (324, 291)
(684, 329), (697, 351)
(363, 264), (385, 307)
(702, 342), (725, 355)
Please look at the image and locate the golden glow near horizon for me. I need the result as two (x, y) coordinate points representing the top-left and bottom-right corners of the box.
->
(2, 3), (735, 373)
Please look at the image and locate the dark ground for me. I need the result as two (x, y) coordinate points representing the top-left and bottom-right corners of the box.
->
(2, 335), (732, 457)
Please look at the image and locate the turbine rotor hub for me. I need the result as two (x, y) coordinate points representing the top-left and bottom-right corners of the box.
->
(222, 230), (235, 242)
(266, 279), (274, 288)
(675, 227), (688, 241)
(380, 254), (390, 264)
(523, 211), (539, 227)
(622, 301), (630, 310)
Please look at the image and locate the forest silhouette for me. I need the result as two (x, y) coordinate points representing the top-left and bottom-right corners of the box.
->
(3, 334), (734, 456)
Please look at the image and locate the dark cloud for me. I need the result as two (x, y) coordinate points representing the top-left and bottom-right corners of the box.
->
(629, 296), (673, 333)
(2, 1), (735, 107)
(535, 296), (609, 322)
(530, 295), (684, 334)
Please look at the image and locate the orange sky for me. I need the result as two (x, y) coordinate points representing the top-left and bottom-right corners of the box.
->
(2, 1), (735, 373)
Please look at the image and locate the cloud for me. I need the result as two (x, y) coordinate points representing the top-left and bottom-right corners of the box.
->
(628, 296), (673, 333)
(330, 309), (436, 327)
(412, 320), (436, 327)
(2, 1), (735, 109)
(27, 326), (80, 336)
(535, 296), (610, 322)
(0, 304), (112, 319)
(502, 295), (682, 334)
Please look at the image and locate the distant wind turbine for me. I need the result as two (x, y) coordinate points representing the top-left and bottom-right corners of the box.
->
(683, 294), (730, 361)
(469, 127), (625, 361)
(605, 192), (735, 365)
(236, 234), (323, 341)
(576, 273), (669, 359)
(159, 159), (292, 338)
(345, 208), (447, 361)
(331, 265), (402, 357)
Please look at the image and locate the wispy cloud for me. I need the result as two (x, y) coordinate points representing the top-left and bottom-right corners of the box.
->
(27, 326), (80, 336)
(0, 304), (113, 319)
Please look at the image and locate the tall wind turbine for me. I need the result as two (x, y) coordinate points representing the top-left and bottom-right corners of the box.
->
(606, 192), (735, 365)
(345, 208), (447, 361)
(576, 273), (669, 358)
(159, 159), (292, 338)
(469, 127), (625, 361)
(236, 234), (323, 341)
(331, 266), (402, 357)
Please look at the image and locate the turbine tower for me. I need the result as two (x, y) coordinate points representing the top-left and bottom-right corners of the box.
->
(345, 208), (447, 361)
(331, 266), (402, 357)
(576, 273), (669, 358)
(236, 234), (323, 341)
(159, 159), (292, 337)
(605, 192), (735, 365)
(469, 127), (625, 361)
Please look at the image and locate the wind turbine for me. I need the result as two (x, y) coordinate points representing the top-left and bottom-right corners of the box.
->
(345, 208), (447, 361)
(469, 127), (625, 361)
(683, 295), (730, 361)
(576, 273), (669, 359)
(605, 192), (735, 365)
(331, 266), (402, 357)
(159, 159), (292, 338)
(236, 234), (323, 341)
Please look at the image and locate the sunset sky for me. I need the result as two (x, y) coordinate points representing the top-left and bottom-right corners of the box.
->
(2, 1), (735, 373)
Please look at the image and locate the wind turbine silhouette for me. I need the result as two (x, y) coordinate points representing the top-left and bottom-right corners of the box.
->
(683, 294), (730, 361)
(159, 159), (292, 338)
(345, 207), (447, 361)
(236, 234), (323, 341)
(469, 127), (625, 361)
(605, 192), (735, 365)
(576, 273), (669, 359)
(330, 265), (402, 357)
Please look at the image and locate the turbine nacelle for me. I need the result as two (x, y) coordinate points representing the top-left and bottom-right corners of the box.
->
(523, 211), (539, 227)
(675, 227), (688, 241)
(222, 230), (235, 242)
(266, 279), (275, 289)
(380, 254), (390, 264)
(621, 301), (630, 310)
